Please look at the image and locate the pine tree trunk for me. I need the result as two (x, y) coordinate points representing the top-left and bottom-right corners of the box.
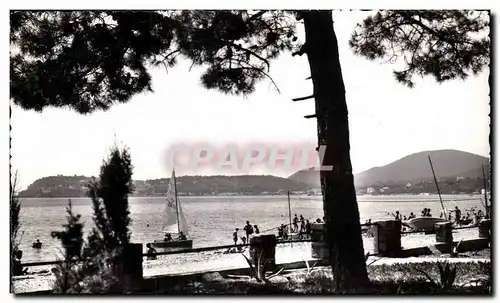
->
(303, 11), (369, 291)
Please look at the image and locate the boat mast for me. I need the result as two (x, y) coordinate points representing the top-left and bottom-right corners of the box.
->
(428, 156), (446, 217)
(173, 169), (181, 234)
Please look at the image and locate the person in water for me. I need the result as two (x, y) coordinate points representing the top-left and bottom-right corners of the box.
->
(178, 231), (187, 241)
(32, 239), (42, 249)
(233, 228), (239, 245)
(253, 225), (260, 235)
(12, 250), (28, 276)
(146, 243), (157, 260)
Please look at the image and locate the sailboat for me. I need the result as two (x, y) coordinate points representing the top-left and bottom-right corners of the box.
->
(152, 169), (193, 249)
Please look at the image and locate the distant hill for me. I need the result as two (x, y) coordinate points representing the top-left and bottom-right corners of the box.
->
(288, 149), (490, 193)
(288, 167), (320, 189)
(355, 149), (489, 187)
(19, 174), (313, 198)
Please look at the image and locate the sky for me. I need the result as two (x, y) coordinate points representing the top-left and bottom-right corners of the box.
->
(10, 11), (491, 190)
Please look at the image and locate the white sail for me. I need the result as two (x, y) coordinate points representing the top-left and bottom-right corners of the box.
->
(162, 170), (179, 233)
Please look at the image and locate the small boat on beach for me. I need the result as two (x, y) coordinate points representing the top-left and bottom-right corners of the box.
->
(404, 217), (449, 231)
(152, 169), (193, 250)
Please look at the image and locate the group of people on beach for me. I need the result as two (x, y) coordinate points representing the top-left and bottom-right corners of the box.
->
(231, 215), (323, 245)
(388, 205), (487, 227)
(277, 214), (319, 240)
(232, 221), (261, 246)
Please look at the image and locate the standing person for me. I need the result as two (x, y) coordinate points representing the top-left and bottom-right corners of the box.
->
(277, 225), (284, 238)
(283, 225), (289, 240)
(305, 220), (312, 238)
(146, 243), (157, 260)
(300, 219), (306, 233)
(293, 214), (299, 232)
(243, 221), (254, 239)
(392, 211), (401, 221)
(233, 228), (239, 245)
(454, 206), (462, 225)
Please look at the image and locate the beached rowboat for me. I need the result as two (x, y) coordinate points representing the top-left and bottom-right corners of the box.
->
(405, 217), (449, 231)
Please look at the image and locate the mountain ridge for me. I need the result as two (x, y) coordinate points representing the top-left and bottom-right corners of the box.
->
(288, 149), (490, 191)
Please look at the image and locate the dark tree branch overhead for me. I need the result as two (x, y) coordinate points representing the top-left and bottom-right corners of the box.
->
(10, 10), (298, 113)
(349, 10), (490, 87)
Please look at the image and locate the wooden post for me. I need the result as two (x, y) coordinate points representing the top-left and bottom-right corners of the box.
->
(478, 219), (491, 240)
(250, 235), (277, 270)
(310, 223), (328, 259)
(435, 222), (453, 253)
(373, 220), (402, 257)
(122, 243), (143, 289)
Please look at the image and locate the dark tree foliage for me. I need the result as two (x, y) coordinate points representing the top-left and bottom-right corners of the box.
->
(349, 10), (490, 87)
(10, 11), (297, 113)
(50, 146), (134, 293)
(10, 172), (20, 247)
(10, 171), (21, 291)
(50, 199), (84, 293)
(88, 145), (134, 250)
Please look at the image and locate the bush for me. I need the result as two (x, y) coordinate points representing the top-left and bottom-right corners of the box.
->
(51, 145), (134, 294)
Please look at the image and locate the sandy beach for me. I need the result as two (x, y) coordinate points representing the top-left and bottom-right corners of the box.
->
(12, 227), (486, 294)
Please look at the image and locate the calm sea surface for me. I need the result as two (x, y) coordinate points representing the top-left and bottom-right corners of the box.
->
(17, 194), (485, 262)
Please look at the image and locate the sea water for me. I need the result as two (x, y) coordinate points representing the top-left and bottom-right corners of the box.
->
(17, 194), (485, 263)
